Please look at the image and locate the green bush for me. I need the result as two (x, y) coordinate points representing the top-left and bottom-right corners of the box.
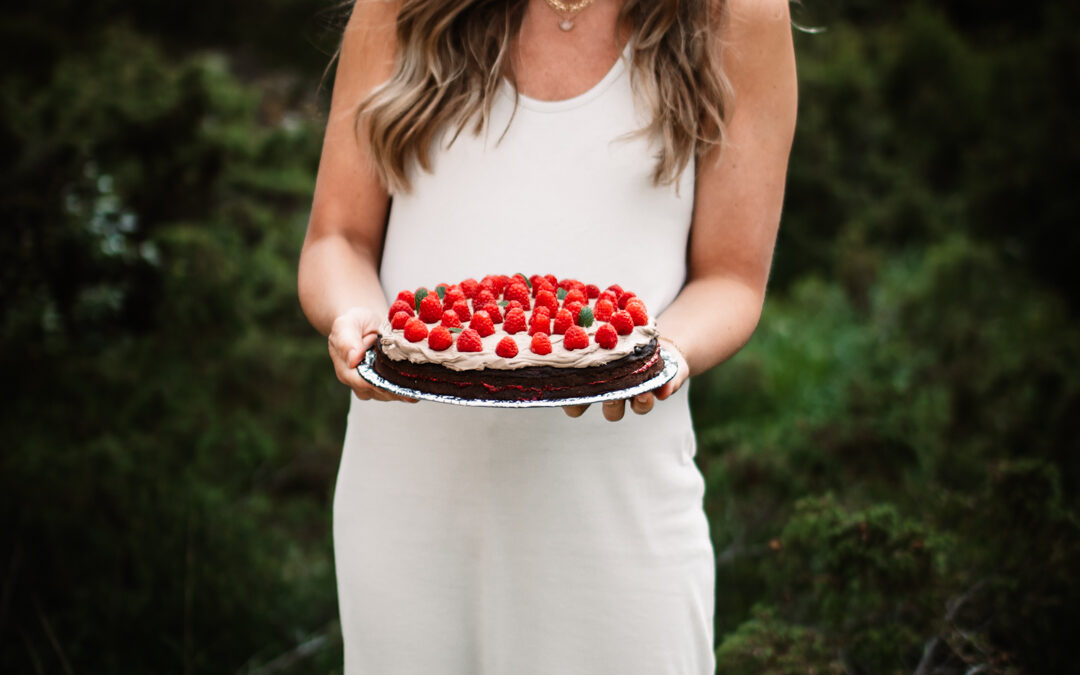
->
(1, 24), (343, 673)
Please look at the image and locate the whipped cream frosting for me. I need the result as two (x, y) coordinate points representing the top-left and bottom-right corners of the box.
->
(378, 318), (658, 371)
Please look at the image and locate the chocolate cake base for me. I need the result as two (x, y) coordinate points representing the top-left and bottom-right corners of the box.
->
(373, 339), (664, 401)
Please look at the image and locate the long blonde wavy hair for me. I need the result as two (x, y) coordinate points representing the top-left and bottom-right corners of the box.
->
(337, 0), (732, 194)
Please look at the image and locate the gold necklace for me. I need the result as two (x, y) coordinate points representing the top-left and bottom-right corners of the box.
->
(542, 0), (596, 32)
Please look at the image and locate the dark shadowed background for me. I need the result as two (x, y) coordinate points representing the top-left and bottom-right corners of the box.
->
(3, 1), (1078, 673)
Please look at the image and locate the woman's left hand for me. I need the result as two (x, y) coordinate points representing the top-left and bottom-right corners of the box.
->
(563, 346), (690, 421)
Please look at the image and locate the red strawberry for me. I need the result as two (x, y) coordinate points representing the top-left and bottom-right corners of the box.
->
(585, 284), (600, 299)
(396, 289), (415, 307)
(404, 318), (429, 343)
(535, 289), (559, 314)
(391, 310), (411, 330)
(552, 309), (573, 335)
(441, 310), (462, 328)
(563, 289), (587, 307)
(625, 299), (648, 326)
(595, 323), (618, 349)
(495, 336), (518, 358)
(504, 307), (527, 334)
(473, 289), (497, 312)
(617, 291), (637, 310)
(503, 283), (531, 308)
(563, 325), (589, 350)
(456, 328), (483, 352)
(428, 325), (453, 351)
(442, 287), (466, 310)
(483, 275), (508, 296)
(470, 310), (495, 337)
(481, 302), (503, 323)
(388, 299), (414, 321)
(419, 294), (443, 323)
(528, 313), (551, 336)
(530, 332), (552, 355)
(610, 310), (634, 335)
(594, 298), (616, 321)
(461, 278), (480, 299)
(452, 300), (472, 323)
(505, 300), (525, 314)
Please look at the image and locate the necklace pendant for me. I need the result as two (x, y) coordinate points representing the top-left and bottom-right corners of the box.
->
(559, 18), (574, 31)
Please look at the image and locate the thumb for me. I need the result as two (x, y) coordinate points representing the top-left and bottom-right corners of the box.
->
(346, 333), (379, 368)
(346, 347), (361, 368)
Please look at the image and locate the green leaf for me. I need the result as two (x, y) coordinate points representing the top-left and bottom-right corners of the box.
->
(516, 272), (531, 289)
(436, 285), (447, 300)
(498, 300), (509, 307)
(577, 306), (594, 328)
(557, 288), (568, 301)
(414, 287), (429, 312)
(448, 327), (463, 333)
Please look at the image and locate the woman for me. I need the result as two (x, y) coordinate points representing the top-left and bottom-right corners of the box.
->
(298, 0), (796, 672)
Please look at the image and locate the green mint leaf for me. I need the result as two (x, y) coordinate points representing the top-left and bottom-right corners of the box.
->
(516, 272), (531, 289)
(577, 306), (594, 328)
(557, 288), (568, 301)
(448, 327), (463, 333)
(436, 285), (447, 300)
(414, 287), (429, 312)
(498, 300), (509, 307)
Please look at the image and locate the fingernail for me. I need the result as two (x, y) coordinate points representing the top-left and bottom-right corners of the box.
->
(637, 394), (649, 404)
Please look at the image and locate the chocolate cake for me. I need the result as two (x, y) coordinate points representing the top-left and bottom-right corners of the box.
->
(373, 274), (666, 402)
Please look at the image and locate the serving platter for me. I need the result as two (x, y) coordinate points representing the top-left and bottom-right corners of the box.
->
(356, 348), (679, 408)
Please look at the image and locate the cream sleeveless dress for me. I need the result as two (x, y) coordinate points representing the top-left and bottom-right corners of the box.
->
(333, 42), (716, 674)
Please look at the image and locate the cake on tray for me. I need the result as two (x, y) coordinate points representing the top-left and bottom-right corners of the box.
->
(373, 273), (665, 401)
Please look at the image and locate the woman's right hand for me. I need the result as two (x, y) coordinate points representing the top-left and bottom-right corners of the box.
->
(328, 307), (418, 403)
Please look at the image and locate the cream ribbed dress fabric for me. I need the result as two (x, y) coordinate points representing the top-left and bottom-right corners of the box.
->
(333, 42), (716, 674)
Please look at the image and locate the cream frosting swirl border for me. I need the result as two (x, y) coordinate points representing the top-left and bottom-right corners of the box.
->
(378, 318), (658, 371)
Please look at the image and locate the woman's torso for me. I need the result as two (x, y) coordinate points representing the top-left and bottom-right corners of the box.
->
(378, 38), (695, 315)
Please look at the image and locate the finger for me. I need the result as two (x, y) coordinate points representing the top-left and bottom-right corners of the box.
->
(563, 404), (590, 418)
(602, 399), (625, 422)
(341, 359), (417, 402)
(630, 392), (654, 415)
(353, 384), (417, 403)
(655, 366), (688, 401)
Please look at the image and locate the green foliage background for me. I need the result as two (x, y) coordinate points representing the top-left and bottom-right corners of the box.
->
(2, 1), (1077, 673)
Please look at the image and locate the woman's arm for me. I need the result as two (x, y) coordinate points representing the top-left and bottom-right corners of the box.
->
(298, 0), (415, 401)
(582, 0), (798, 421)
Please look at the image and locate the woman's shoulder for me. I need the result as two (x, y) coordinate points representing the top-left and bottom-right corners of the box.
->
(341, 0), (400, 79)
(720, 0), (792, 37)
